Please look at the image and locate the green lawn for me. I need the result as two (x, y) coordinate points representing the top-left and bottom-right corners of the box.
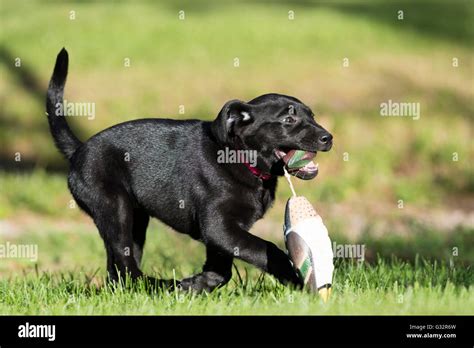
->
(0, 222), (472, 315)
(0, 0), (473, 315)
(0, 215), (472, 315)
(2, 263), (472, 315)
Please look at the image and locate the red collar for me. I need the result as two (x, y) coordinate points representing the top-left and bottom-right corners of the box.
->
(233, 144), (273, 180)
(242, 161), (273, 180)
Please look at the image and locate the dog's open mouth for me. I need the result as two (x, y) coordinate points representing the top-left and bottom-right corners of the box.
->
(275, 149), (319, 180)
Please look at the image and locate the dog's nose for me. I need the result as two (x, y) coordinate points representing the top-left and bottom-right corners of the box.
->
(318, 133), (333, 145)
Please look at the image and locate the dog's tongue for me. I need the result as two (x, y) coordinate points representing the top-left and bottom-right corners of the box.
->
(280, 150), (319, 180)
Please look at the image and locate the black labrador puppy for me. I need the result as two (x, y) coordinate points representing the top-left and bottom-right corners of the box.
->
(46, 49), (333, 292)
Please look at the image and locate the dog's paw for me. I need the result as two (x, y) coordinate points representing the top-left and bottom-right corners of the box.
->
(178, 272), (228, 293)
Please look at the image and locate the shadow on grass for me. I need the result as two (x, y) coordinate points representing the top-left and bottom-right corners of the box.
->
(159, 0), (474, 45)
(319, 0), (474, 45)
(332, 225), (474, 266)
(253, 0), (473, 45)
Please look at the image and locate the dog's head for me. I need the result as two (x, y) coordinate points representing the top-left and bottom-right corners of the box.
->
(212, 93), (332, 179)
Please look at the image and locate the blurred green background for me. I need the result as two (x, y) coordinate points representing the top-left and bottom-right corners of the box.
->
(0, 0), (473, 284)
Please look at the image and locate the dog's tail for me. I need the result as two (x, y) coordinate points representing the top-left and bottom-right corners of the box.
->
(46, 48), (82, 160)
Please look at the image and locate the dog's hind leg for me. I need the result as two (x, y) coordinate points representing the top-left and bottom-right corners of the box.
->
(179, 247), (233, 292)
(90, 189), (144, 283)
(69, 171), (144, 284)
(131, 208), (149, 267)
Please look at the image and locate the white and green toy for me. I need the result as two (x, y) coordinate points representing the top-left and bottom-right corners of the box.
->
(281, 150), (334, 302)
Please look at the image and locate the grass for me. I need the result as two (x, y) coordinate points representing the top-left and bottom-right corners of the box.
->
(0, 220), (472, 315)
(0, 0), (473, 315)
(1, 259), (471, 315)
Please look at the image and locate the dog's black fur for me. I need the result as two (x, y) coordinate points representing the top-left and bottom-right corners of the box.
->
(46, 48), (333, 292)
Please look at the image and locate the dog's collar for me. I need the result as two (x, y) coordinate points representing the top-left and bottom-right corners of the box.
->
(233, 142), (273, 181)
(242, 161), (273, 181)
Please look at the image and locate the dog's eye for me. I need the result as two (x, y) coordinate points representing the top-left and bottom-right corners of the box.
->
(283, 116), (296, 124)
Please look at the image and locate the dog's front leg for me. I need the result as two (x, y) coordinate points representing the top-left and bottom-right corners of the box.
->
(179, 247), (233, 293)
(203, 222), (302, 287)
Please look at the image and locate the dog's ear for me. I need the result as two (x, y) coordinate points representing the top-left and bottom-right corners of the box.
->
(212, 99), (253, 145)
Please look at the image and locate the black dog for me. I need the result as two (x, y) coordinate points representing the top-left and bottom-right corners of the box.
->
(46, 48), (333, 292)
